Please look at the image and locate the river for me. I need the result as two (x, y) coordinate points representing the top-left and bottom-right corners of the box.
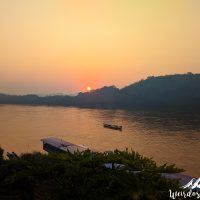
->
(0, 105), (199, 177)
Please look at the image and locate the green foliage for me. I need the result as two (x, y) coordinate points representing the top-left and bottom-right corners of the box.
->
(0, 149), (184, 200)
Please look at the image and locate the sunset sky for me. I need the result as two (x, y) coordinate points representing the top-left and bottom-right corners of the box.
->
(0, 0), (200, 94)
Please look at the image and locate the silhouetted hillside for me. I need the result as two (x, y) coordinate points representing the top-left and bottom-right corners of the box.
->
(74, 86), (120, 107)
(119, 73), (200, 108)
(0, 73), (200, 109)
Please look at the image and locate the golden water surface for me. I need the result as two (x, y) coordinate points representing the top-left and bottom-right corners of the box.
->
(0, 105), (199, 177)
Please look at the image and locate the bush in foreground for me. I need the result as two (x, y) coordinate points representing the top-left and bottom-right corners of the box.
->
(0, 149), (184, 200)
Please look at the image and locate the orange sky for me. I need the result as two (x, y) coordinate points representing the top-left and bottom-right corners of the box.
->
(0, 0), (200, 94)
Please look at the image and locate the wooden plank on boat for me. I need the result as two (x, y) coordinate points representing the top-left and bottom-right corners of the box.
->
(41, 137), (88, 153)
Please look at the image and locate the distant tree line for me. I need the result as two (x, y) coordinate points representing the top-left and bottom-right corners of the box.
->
(1, 73), (200, 109)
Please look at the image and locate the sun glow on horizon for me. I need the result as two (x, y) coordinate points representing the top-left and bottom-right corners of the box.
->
(87, 86), (92, 92)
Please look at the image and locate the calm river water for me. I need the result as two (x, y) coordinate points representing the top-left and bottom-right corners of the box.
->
(0, 105), (199, 176)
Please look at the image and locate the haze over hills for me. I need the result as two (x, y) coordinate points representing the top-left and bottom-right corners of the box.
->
(0, 73), (200, 109)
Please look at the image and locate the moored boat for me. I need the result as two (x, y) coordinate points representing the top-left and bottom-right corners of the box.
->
(103, 123), (122, 131)
(41, 137), (89, 154)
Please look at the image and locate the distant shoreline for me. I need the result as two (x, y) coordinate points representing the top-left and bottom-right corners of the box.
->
(1, 103), (200, 113)
(1, 73), (200, 109)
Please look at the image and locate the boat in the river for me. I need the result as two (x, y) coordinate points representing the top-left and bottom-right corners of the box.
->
(103, 123), (122, 131)
(41, 137), (89, 154)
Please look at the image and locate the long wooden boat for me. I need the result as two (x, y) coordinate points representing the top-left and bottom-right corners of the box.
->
(103, 123), (122, 131)
(41, 137), (89, 154)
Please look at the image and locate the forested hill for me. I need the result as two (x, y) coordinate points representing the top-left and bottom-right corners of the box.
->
(118, 73), (200, 108)
(74, 73), (200, 108)
(1, 73), (200, 109)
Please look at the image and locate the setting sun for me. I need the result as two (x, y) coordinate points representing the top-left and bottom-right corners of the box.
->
(87, 86), (92, 92)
